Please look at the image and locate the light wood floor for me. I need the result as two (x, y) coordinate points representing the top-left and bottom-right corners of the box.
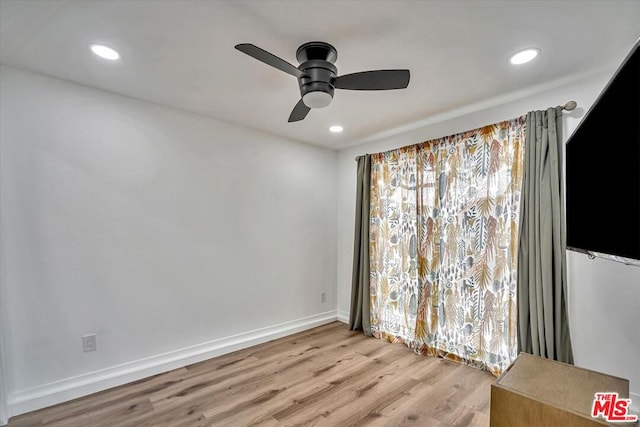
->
(7, 322), (495, 426)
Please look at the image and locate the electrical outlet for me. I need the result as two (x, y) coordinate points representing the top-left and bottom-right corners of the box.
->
(82, 334), (97, 352)
(321, 292), (327, 303)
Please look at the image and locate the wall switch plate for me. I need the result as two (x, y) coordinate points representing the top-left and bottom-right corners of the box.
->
(321, 292), (327, 303)
(82, 334), (97, 352)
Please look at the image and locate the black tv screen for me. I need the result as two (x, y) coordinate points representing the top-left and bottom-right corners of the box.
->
(566, 41), (640, 262)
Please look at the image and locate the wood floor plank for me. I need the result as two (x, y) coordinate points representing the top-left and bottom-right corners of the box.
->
(205, 352), (374, 424)
(363, 380), (441, 427)
(275, 352), (426, 425)
(319, 368), (421, 426)
(145, 352), (322, 425)
(7, 322), (495, 427)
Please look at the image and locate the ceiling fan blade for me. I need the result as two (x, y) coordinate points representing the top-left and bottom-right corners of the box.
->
(288, 99), (311, 122)
(334, 70), (410, 90)
(235, 43), (307, 79)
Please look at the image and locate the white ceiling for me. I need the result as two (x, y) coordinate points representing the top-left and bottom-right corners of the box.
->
(1, 0), (639, 149)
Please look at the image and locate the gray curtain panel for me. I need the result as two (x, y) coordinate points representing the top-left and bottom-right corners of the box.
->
(349, 154), (372, 335)
(517, 107), (574, 364)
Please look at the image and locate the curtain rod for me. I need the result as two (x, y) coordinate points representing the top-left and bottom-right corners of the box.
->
(354, 100), (578, 161)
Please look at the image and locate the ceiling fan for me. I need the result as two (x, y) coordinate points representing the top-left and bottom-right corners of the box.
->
(235, 41), (411, 122)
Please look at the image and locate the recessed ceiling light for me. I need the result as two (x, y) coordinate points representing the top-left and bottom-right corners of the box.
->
(329, 125), (343, 133)
(509, 48), (540, 65)
(90, 44), (120, 60)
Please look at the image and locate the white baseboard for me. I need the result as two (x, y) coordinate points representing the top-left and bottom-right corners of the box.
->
(7, 311), (339, 420)
(337, 309), (349, 324)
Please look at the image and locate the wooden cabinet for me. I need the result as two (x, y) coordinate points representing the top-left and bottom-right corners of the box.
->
(490, 352), (632, 426)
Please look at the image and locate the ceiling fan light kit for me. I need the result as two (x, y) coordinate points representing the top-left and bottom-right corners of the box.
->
(235, 41), (410, 122)
(302, 91), (332, 109)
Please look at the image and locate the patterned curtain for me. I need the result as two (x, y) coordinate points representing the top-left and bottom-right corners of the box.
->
(370, 146), (421, 344)
(370, 117), (526, 376)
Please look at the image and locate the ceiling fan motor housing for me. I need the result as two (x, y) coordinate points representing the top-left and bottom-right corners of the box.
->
(296, 42), (338, 108)
(298, 60), (336, 108)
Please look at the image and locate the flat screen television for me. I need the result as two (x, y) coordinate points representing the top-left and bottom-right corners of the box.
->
(565, 40), (640, 266)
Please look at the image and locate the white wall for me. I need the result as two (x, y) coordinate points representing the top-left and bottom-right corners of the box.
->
(336, 70), (640, 402)
(0, 65), (337, 419)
